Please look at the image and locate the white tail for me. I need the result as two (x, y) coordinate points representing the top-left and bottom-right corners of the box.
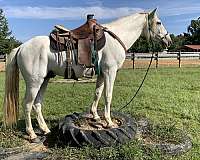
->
(3, 47), (20, 126)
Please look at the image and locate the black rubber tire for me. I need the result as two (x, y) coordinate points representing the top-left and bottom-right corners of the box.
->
(153, 137), (192, 156)
(137, 118), (192, 156)
(58, 112), (192, 155)
(58, 111), (137, 147)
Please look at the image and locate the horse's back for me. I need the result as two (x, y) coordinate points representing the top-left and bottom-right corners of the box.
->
(21, 36), (49, 49)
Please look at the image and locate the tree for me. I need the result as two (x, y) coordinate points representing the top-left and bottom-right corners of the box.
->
(130, 17), (200, 53)
(0, 9), (11, 39)
(0, 9), (21, 54)
(168, 34), (187, 51)
(168, 17), (200, 51)
(129, 36), (164, 53)
(186, 17), (200, 44)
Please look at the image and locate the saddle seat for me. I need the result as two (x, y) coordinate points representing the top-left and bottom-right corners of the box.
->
(54, 19), (103, 40)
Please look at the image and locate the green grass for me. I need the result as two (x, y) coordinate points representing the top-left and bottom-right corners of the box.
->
(1, 67), (200, 159)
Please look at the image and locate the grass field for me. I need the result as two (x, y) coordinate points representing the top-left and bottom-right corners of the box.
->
(0, 67), (200, 159)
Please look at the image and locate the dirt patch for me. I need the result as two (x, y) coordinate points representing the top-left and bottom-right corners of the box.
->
(0, 141), (48, 159)
(74, 116), (122, 130)
(0, 62), (5, 72)
(123, 59), (200, 69)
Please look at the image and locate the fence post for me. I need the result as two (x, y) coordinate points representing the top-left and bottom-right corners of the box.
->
(155, 52), (158, 68)
(132, 53), (135, 69)
(177, 51), (181, 68)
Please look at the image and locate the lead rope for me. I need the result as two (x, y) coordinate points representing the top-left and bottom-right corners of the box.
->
(118, 14), (155, 112)
(117, 52), (154, 111)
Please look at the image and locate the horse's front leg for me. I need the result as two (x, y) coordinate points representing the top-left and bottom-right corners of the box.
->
(103, 67), (117, 127)
(90, 74), (104, 122)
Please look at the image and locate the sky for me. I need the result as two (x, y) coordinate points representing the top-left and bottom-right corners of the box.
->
(1, 0), (200, 42)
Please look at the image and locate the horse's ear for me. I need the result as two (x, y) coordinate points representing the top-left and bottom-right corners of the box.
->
(148, 8), (157, 20)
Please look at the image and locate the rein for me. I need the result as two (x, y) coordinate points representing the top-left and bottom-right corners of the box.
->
(117, 53), (154, 111)
(103, 27), (127, 52)
(117, 13), (157, 112)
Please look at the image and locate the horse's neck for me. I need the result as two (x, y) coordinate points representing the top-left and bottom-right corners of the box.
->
(103, 13), (146, 49)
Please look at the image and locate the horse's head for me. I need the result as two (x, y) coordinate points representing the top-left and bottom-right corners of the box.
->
(144, 9), (172, 47)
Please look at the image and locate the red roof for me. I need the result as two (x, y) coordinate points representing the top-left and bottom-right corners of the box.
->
(184, 45), (200, 50)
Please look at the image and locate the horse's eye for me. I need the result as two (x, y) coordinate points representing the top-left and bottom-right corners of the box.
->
(157, 21), (161, 25)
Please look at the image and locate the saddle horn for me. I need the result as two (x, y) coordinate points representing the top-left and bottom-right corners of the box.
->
(87, 14), (94, 20)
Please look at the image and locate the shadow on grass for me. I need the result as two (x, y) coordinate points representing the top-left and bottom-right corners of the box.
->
(0, 118), (61, 148)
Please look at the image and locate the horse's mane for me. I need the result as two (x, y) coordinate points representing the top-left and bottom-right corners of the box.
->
(104, 10), (157, 27)
(103, 10), (159, 39)
(104, 12), (143, 27)
(149, 13), (158, 33)
(139, 12), (148, 14)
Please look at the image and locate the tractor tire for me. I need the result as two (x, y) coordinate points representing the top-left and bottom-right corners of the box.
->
(58, 111), (137, 147)
(136, 118), (192, 155)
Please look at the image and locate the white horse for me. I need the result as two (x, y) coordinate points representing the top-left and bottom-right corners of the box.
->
(3, 9), (172, 142)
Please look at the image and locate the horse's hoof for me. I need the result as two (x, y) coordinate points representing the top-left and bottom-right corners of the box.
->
(44, 131), (51, 135)
(34, 128), (51, 136)
(94, 117), (101, 123)
(34, 128), (44, 136)
(30, 137), (41, 143)
(105, 123), (118, 129)
(40, 136), (47, 143)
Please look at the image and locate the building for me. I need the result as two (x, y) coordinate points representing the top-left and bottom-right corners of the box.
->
(181, 45), (200, 52)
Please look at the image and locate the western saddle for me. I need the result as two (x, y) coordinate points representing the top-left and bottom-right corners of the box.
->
(49, 14), (106, 79)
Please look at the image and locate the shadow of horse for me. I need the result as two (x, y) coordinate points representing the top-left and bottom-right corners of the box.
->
(0, 118), (62, 148)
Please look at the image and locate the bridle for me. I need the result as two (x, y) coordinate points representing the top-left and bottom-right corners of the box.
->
(146, 13), (169, 43)
(161, 31), (170, 40)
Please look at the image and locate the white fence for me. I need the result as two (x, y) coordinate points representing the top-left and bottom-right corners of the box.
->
(0, 55), (5, 62)
(126, 52), (200, 69)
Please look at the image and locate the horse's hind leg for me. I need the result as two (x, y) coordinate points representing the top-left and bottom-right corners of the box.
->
(33, 78), (50, 135)
(23, 79), (44, 141)
(90, 74), (104, 121)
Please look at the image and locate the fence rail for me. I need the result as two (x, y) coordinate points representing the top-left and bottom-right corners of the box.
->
(0, 55), (5, 62)
(126, 52), (200, 69)
(0, 52), (200, 69)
